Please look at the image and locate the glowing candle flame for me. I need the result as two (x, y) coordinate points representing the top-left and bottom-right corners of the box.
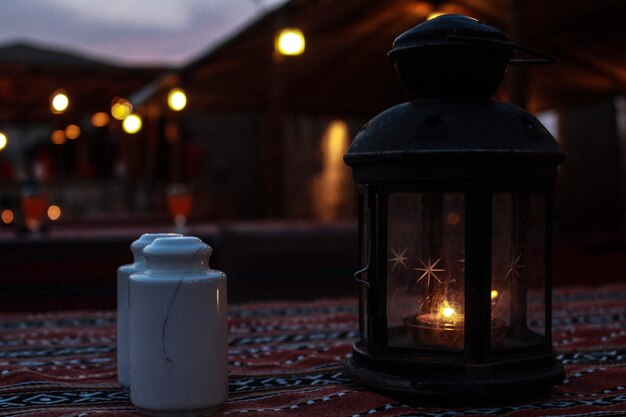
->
(491, 290), (499, 299)
(441, 305), (455, 318)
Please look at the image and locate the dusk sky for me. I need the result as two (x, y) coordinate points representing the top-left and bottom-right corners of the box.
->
(0, 0), (286, 67)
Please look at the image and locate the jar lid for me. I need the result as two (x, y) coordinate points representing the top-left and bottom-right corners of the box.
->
(143, 236), (212, 271)
(131, 233), (182, 262)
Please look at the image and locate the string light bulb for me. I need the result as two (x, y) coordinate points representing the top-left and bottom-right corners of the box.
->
(111, 98), (133, 120)
(47, 205), (61, 221)
(65, 124), (81, 140)
(51, 130), (66, 145)
(276, 28), (305, 56)
(91, 112), (110, 127)
(50, 90), (69, 114)
(0, 132), (7, 151)
(123, 114), (142, 134)
(167, 88), (187, 111)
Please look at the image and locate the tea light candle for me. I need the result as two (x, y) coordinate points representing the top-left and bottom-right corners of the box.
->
(404, 301), (465, 349)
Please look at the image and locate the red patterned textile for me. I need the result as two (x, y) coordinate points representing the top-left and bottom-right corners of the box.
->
(2, 284), (626, 417)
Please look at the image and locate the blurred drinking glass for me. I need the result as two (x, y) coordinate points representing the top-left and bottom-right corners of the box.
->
(21, 190), (48, 233)
(166, 184), (193, 230)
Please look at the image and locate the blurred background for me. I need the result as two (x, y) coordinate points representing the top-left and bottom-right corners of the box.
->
(0, 0), (625, 310)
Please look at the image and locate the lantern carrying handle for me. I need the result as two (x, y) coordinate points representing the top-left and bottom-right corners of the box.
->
(354, 207), (373, 288)
(354, 242), (372, 287)
(446, 33), (557, 65)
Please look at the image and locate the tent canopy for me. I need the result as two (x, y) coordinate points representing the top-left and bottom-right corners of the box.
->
(180, 0), (626, 117)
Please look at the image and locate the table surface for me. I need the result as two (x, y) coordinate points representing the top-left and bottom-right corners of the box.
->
(2, 285), (626, 417)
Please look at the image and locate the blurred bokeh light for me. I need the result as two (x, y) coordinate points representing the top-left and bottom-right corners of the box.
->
(276, 28), (305, 56)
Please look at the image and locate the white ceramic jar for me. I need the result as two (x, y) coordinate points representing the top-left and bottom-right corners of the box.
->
(117, 233), (181, 390)
(129, 236), (228, 417)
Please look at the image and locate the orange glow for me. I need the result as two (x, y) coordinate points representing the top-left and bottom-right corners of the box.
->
(276, 28), (305, 56)
(47, 205), (61, 221)
(50, 90), (69, 114)
(410, 2), (433, 16)
(111, 98), (133, 120)
(167, 88), (187, 111)
(436, 302), (464, 325)
(1, 209), (14, 224)
(0, 132), (7, 151)
(51, 130), (66, 145)
(312, 120), (350, 220)
(65, 124), (81, 140)
(167, 193), (192, 219)
(167, 185), (193, 228)
(446, 212), (461, 225)
(427, 11), (446, 20)
(91, 112), (110, 127)
(21, 194), (47, 232)
(122, 114), (142, 134)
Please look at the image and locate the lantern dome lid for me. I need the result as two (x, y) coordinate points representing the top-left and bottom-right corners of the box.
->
(344, 98), (564, 180)
(390, 14), (509, 55)
(388, 15), (554, 99)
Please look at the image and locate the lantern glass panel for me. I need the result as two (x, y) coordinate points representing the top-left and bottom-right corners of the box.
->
(491, 192), (546, 350)
(387, 192), (465, 350)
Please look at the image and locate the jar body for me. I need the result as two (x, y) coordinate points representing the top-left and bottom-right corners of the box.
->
(118, 233), (181, 389)
(117, 263), (142, 389)
(129, 269), (228, 416)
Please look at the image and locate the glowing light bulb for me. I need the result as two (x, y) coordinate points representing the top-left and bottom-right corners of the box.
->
(123, 114), (142, 134)
(47, 205), (61, 221)
(491, 290), (499, 300)
(167, 88), (187, 111)
(276, 28), (305, 56)
(0, 132), (7, 151)
(51, 90), (69, 114)
(65, 124), (81, 140)
(91, 112), (110, 127)
(51, 130), (66, 145)
(111, 98), (133, 120)
(1, 209), (14, 224)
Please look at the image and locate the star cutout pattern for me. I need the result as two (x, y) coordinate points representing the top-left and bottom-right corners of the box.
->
(389, 248), (409, 271)
(414, 256), (445, 287)
(502, 253), (525, 281)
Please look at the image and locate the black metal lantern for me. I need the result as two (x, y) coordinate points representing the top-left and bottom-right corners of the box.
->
(343, 15), (565, 399)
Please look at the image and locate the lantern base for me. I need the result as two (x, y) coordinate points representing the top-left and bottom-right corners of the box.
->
(345, 342), (564, 401)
